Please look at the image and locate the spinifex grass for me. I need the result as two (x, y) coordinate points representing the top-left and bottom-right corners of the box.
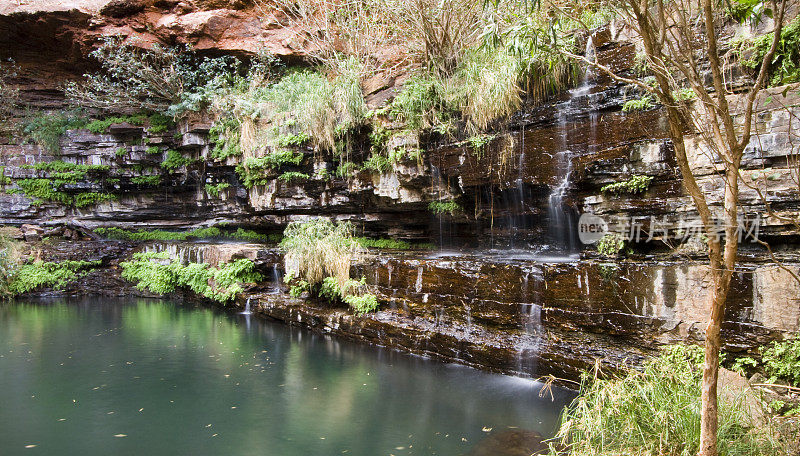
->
(551, 345), (786, 456)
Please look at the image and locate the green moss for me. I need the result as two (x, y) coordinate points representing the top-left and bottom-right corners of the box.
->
(601, 175), (654, 195)
(120, 252), (262, 302)
(131, 175), (161, 186)
(355, 237), (434, 250)
(13, 177), (115, 207)
(94, 226), (274, 243)
(83, 112), (173, 134)
(9, 260), (100, 295)
(22, 161), (109, 174)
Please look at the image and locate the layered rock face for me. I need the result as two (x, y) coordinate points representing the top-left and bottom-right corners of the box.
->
(2, 2), (799, 381)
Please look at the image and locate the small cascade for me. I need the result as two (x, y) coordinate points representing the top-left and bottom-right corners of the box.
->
(241, 297), (252, 315)
(142, 242), (205, 264)
(517, 303), (543, 376)
(517, 267), (544, 377)
(270, 263), (282, 294)
(545, 35), (597, 254)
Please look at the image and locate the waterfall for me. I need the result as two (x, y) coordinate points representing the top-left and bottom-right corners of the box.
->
(242, 297), (252, 315)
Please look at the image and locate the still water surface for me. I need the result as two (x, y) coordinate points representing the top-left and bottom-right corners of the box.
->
(0, 298), (572, 455)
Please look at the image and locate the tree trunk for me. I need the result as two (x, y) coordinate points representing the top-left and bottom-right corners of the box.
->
(698, 274), (731, 456)
(698, 165), (740, 456)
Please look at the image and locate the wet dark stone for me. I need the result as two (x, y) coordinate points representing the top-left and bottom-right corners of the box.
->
(468, 430), (549, 456)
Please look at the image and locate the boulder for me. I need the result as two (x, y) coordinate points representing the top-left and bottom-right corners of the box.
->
(20, 224), (45, 242)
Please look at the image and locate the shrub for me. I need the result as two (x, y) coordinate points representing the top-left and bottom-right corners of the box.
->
(601, 175), (654, 195)
(0, 59), (19, 122)
(65, 36), (244, 114)
(742, 16), (800, 86)
(22, 112), (88, 153)
(8, 260), (100, 295)
(389, 74), (451, 133)
(213, 60), (366, 160)
(762, 337), (800, 386)
(120, 252), (262, 302)
(596, 233), (630, 257)
(551, 344), (786, 456)
(622, 95), (656, 112)
(161, 150), (192, 172)
(0, 232), (22, 298)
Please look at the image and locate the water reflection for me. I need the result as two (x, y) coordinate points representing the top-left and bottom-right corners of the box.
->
(0, 298), (572, 456)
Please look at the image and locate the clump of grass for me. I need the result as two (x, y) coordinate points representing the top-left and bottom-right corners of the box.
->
(277, 171), (309, 182)
(552, 344), (787, 456)
(428, 200), (461, 215)
(280, 219), (378, 314)
(214, 58), (366, 158)
(22, 112), (88, 153)
(235, 150), (304, 188)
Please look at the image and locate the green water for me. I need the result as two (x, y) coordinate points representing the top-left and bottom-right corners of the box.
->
(0, 298), (572, 455)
